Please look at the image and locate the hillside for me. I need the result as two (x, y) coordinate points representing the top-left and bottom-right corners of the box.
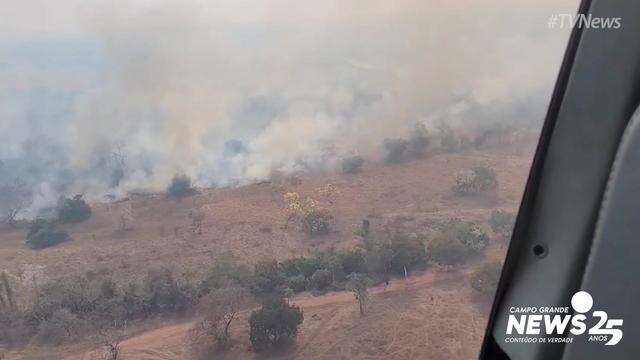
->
(1, 148), (532, 360)
(0, 151), (529, 283)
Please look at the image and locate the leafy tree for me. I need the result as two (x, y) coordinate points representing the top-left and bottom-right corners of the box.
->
(408, 123), (430, 158)
(251, 260), (286, 298)
(429, 234), (472, 266)
(310, 269), (332, 292)
(450, 221), (488, 251)
(342, 156), (364, 174)
(167, 174), (195, 197)
(339, 248), (367, 275)
(383, 138), (409, 163)
(26, 219), (70, 249)
(452, 166), (498, 195)
(346, 273), (371, 316)
(249, 297), (303, 351)
(57, 195), (92, 224)
(286, 275), (307, 293)
(387, 235), (428, 275)
(489, 210), (516, 239)
(143, 268), (195, 313)
(199, 253), (252, 295)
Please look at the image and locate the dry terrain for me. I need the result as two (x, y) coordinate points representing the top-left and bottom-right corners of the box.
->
(0, 146), (533, 360)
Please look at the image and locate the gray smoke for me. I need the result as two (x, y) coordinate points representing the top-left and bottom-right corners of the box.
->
(0, 0), (577, 217)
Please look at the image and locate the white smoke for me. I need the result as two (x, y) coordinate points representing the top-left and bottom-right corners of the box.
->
(0, 0), (577, 215)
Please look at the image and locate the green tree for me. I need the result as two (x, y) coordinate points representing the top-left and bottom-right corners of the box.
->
(249, 297), (303, 351)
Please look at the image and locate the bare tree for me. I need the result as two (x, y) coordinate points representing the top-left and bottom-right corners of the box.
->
(346, 273), (371, 317)
(119, 202), (134, 231)
(190, 286), (250, 355)
(0, 177), (31, 227)
(97, 323), (127, 360)
(189, 209), (204, 235)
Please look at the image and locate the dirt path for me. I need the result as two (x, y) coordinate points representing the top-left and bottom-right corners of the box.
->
(67, 267), (473, 360)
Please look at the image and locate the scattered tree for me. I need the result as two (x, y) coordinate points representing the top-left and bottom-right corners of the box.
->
(407, 123), (430, 158)
(57, 195), (92, 224)
(167, 174), (195, 197)
(429, 234), (472, 266)
(346, 273), (371, 316)
(25, 219), (70, 249)
(470, 261), (503, 296)
(190, 286), (250, 356)
(383, 138), (409, 163)
(450, 221), (488, 251)
(342, 156), (364, 174)
(489, 210), (516, 239)
(283, 192), (332, 236)
(0, 177), (31, 226)
(310, 269), (332, 292)
(248, 297), (303, 352)
(452, 166), (498, 195)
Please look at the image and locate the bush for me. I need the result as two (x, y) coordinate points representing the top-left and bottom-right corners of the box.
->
(383, 138), (409, 163)
(249, 297), (303, 351)
(342, 156), (364, 174)
(450, 221), (488, 251)
(470, 261), (502, 296)
(429, 234), (472, 266)
(489, 210), (516, 239)
(286, 275), (307, 293)
(452, 166), (498, 195)
(26, 219), (70, 249)
(57, 195), (92, 224)
(167, 174), (195, 197)
(310, 269), (332, 292)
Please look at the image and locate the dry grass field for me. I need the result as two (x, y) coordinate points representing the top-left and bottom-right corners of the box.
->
(0, 145), (534, 360)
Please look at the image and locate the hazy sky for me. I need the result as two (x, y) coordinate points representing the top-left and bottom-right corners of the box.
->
(0, 0), (578, 211)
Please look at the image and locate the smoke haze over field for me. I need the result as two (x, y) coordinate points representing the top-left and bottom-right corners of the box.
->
(0, 0), (577, 216)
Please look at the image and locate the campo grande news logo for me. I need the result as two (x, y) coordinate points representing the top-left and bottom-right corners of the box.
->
(505, 291), (624, 346)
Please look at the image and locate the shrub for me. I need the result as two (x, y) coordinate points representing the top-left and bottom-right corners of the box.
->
(57, 195), (92, 224)
(286, 275), (307, 293)
(342, 156), (364, 174)
(429, 234), (472, 266)
(452, 166), (498, 195)
(489, 210), (516, 239)
(167, 174), (195, 197)
(470, 261), (502, 296)
(383, 138), (409, 163)
(249, 297), (303, 352)
(450, 221), (488, 251)
(26, 219), (70, 249)
(310, 269), (332, 292)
